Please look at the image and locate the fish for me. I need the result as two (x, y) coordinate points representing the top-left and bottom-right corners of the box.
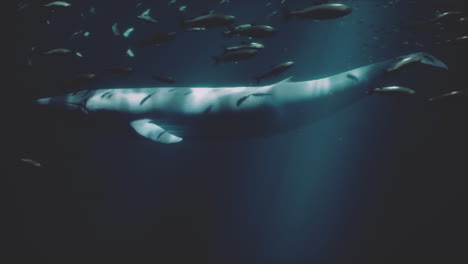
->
(36, 52), (447, 144)
(20, 158), (42, 167)
(224, 41), (264, 53)
(371, 86), (416, 96)
(44, 1), (71, 9)
(429, 90), (467, 103)
(186, 27), (206, 32)
(41, 48), (74, 56)
(255, 61), (294, 83)
(123, 27), (134, 38)
(443, 36), (468, 45)
(181, 13), (236, 28)
(212, 49), (258, 64)
(429, 11), (464, 23)
(17, 2), (31, 12)
(112, 23), (120, 36)
(70, 30), (90, 39)
(152, 74), (176, 84)
(139, 32), (176, 47)
(223, 24), (278, 38)
(137, 9), (158, 24)
(283, 3), (352, 21)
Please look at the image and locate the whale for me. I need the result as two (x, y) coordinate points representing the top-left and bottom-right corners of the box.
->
(36, 52), (448, 144)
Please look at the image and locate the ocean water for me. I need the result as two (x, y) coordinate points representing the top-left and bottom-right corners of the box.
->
(11, 0), (468, 263)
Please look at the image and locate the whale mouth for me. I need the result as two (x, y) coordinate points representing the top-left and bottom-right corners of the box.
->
(36, 96), (82, 111)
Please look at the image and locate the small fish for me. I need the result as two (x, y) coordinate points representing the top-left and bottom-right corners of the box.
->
(186, 27), (206, 32)
(70, 30), (83, 38)
(103, 66), (133, 76)
(70, 30), (90, 39)
(126, 48), (135, 57)
(20, 158), (42, 168)
(44, 1), (71, 9)
(224, 41), (264, 53)
(212, 49), (258, 64)
(152, 74), (176, 83)
(42, 48), (74, 56)
(168, 0), (177, 5)
(224, 24), (278, 38)
(137, 9), (158, 24)
(26, 56), (33, 67)
(112, 23), (120, 36)
(444, 36), (468, 45)
(386, 55), (422, 72)
(179, 5), (187, 12)
(267, 10), (280, 21)
(429, 11), (464, 23)
(181, 13), (236, 28)
(17, 2), (31, 12)
(372, 86), (416, 96)
(284, 3), (352, 21)
(428, 90), (467, 103)
(123, 27), (134, 38)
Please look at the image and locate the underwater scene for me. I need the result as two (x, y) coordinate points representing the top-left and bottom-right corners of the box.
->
(12, 0), (467, 263)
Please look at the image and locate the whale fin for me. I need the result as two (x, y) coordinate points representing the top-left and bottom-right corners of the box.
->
(274, 76), (294, 85)
(130, 119), (183, 144)
(280, 76), (293, 82)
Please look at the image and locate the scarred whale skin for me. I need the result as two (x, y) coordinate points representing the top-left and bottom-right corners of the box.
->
(36, 52), (447, 143)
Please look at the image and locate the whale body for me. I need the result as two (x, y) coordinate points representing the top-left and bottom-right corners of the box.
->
(36, 52), (448, 144)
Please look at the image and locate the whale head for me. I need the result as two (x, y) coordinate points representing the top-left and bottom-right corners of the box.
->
(36, 90), (93, 113)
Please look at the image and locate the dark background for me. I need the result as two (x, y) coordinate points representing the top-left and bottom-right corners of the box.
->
(10, 0), (468, 263)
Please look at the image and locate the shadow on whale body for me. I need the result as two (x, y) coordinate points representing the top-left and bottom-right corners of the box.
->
(36, 52), (448, 144)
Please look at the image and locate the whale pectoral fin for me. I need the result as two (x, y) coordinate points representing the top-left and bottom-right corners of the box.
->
(130, 119), (183, 144)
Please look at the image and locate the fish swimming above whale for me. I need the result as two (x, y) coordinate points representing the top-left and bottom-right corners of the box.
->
(36, 52), (448, 144)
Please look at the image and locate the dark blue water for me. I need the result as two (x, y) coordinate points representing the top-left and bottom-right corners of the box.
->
(11, 1), (468, 263)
